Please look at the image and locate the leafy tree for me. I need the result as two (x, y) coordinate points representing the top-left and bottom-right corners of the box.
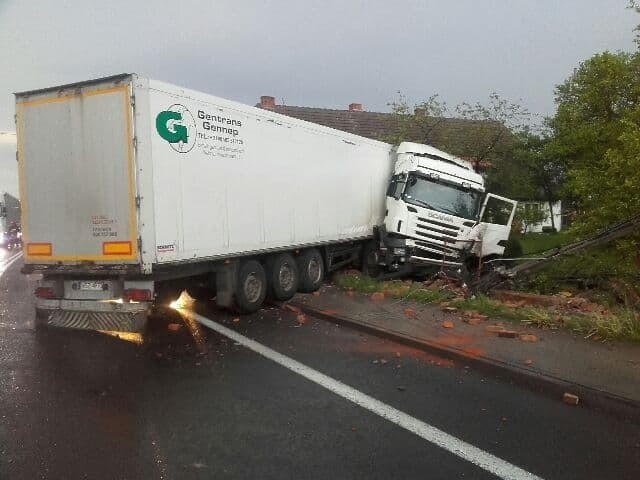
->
(386, 92), (449, 145)
(512, 131), (566, 230)
(550, 50), (640, 233)
(386, 92), (538, 199)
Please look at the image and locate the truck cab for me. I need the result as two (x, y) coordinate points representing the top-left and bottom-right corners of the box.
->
(381, 142), (517, 272)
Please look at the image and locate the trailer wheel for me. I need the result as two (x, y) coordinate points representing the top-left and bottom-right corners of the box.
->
(297, 249), (324, 293)
(235, 260), (267, 313)
(267, 253), (299, 301)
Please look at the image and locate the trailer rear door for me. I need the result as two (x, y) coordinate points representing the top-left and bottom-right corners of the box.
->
(16, 76), (139, 263)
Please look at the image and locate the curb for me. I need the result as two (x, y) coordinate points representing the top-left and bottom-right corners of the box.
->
(291, 301), (640, 422)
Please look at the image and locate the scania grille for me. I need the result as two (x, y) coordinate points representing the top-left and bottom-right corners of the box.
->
(414, 216), (459, 246)
(412, 240), (462, 266)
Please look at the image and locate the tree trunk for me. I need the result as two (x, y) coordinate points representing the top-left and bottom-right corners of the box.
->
(547, 199), (556, 231)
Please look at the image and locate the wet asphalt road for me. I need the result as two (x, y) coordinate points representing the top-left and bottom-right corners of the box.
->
(1, 252), (639, 480)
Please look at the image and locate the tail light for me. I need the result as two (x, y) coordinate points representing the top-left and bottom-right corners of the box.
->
(123, 289), (152, 302)
(35, 287), (57, 299)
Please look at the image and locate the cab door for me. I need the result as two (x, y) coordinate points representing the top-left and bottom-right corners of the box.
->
(478, 193), (517, 257)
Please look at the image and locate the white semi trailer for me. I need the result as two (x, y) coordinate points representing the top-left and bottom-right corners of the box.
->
(15, 74), (516, 330)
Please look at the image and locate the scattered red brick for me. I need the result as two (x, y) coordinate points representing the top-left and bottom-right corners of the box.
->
(523, 359), (534, 366)
(519, 333), (538, 343)
(395, 352), (401, 358)
(370, 292), (385, 302)
(296, 314), (307, 325)
(485, 325), (506, 333)
(346, 291), (355, 297)
(167, 323), (182, 332)
(498, 330), (519, 338)
(283, 304), (302, 313)
(442, 320), (454, 329)
(464, 317), (484, 325)
(563, 393), (580, 406)
(312, 291), (321, 296)
(403, 308), (416, 318)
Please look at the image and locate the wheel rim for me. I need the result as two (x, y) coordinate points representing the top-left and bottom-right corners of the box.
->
(307, 258), (322, 284)
(279, 263), (295, 292)
(243, 272), (262, 303)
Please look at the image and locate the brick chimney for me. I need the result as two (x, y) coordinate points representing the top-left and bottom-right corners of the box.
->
(348, 103), (363, 112)
(260, 95), (276, 110)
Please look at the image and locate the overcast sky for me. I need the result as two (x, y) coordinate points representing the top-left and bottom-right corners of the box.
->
(0, 0), (637, 196)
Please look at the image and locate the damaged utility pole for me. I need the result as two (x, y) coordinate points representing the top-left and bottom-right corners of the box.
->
(473, 213), (640, 294)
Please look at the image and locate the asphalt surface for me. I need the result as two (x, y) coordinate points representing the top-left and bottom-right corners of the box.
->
(1, 251), (639, 479)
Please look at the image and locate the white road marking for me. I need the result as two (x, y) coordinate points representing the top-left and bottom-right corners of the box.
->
(179, 309), (545, 480)
(0, 251), (23, 277)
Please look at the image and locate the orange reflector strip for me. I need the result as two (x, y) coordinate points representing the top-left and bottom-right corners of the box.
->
(26, 243), (52, 256)
(103, 241), (132, 255)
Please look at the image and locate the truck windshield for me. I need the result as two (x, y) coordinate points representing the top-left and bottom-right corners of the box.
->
(403, 173), (481, 220)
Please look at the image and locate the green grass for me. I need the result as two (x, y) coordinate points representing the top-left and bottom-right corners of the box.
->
(514, 231), (575, 256)
(333, 273), (453, 304)
(334, 272), (640, 342)
(564, 311), (640, 342)
(451, 294), (640, 341)
(451, 295), (521, 321)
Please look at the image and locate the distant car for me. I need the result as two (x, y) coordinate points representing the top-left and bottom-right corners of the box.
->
(1, 229), (22, 250)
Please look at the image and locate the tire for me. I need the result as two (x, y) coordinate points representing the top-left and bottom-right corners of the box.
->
(296, 249), (324, 293)
(361, 240), (382, 278)
(235, 259), (267, 313)
(267, 253), (299, 301)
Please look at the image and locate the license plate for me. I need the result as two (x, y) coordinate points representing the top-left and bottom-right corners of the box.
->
(80, 281), (105, 291)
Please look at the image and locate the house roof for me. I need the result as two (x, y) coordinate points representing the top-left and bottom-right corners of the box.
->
(257, 100), (508, 170)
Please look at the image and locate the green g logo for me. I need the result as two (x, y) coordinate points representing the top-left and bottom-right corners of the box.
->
(155, 104), (196, 153)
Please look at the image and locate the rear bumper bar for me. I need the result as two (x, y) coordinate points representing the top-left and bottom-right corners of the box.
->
(36, 299), (150, 333)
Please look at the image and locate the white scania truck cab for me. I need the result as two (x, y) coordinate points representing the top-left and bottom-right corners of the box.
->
(379, 142), (517, 273)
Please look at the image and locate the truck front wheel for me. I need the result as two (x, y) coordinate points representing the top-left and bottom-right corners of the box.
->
(297, 249), (324, 293)
(235, 260), (267, 313)
(267, 253), (299, 301)
(361, 241), (382, 278)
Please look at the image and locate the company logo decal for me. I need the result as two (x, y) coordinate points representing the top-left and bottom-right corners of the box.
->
(155, 104), (197, 153)
(155, 103), (246, 159)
